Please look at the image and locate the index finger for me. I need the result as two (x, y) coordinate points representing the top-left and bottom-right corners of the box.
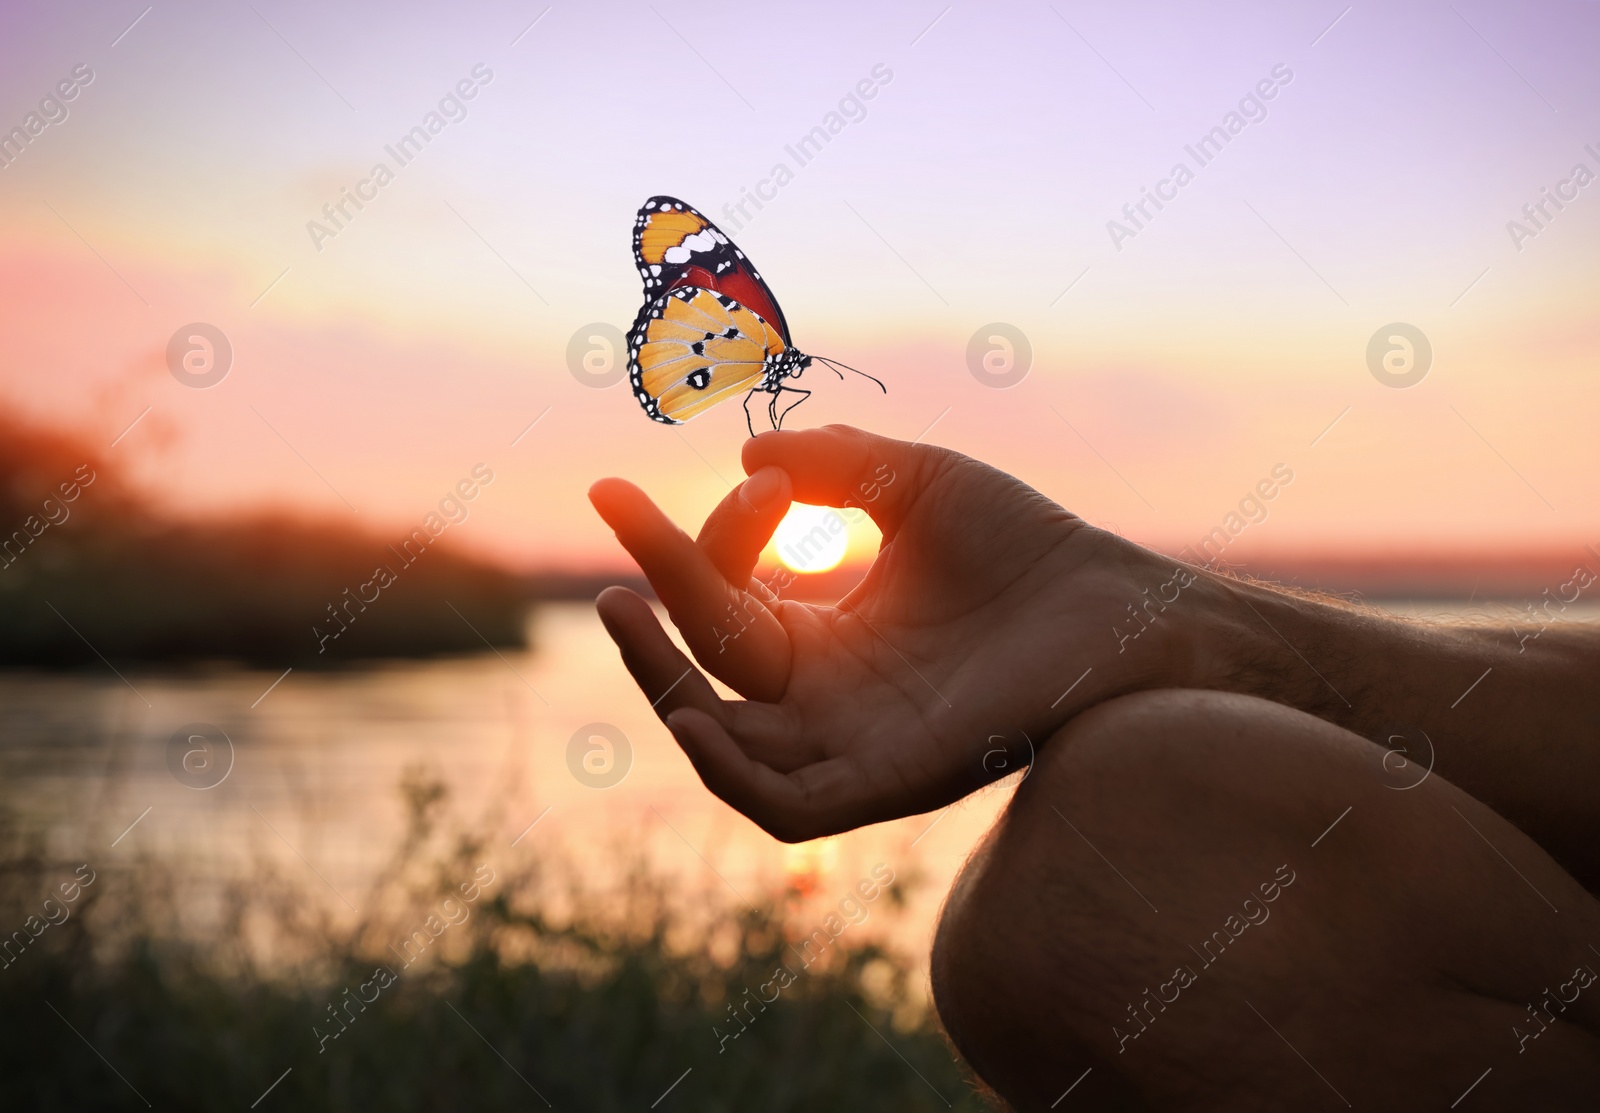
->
(741, 424), (953, 540)
(696, 465), (793, 587)
(589, 477), (791, 701)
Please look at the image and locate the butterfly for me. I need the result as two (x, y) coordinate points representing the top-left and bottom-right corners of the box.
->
(627, 195), (883, 434)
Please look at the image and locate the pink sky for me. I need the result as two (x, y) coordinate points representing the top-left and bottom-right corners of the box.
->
(1, 0), (1596, 569)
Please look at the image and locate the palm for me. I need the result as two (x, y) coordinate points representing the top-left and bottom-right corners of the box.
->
(592, 425), (1179, 840)
(775, 454), (1153, 818)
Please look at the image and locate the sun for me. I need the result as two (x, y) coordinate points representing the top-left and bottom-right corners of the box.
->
(781, 837), (839, 896)
(772, 503), (851, 573)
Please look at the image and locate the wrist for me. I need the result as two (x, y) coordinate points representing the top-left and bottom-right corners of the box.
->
(1179, 569), (1371, 725)
(1182, 567), (1503, 732)
(1160, 560), (1600, 891)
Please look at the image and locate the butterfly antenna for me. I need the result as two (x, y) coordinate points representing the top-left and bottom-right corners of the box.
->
(814, 356), (887, 394)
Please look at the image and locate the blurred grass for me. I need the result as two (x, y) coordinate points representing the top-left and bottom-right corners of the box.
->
(0, 770), (995, 1112)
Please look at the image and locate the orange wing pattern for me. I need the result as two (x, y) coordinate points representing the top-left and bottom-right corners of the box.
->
(627, 287), (785, 424)
(636, 208), (711, 268)
(631, 196), (792, 341)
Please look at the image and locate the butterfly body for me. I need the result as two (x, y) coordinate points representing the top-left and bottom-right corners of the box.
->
(626, 195), (878, 433)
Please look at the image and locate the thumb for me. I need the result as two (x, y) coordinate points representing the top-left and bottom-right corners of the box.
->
(696, 465), (793, 586)
(740, 424), (953, 540)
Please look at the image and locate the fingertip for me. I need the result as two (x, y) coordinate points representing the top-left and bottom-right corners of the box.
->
(662, 705), (704, 739)
(594, 587), (633, 647)
(594, 583), (641, 620)
(742, 425), (849, 463)
(742, 424), (867, 473)
(587, 477), (640, 524)
(666, 704), (711, 727)
(741, 430), (790, 474)
(589, 480), (690, 561)
(587, 476), (628, 503)
(736, 464), (791, 512)
(596, 586), (671, 663)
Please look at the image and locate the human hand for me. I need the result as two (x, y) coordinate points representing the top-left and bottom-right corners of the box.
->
(589, 425), (1202, 841)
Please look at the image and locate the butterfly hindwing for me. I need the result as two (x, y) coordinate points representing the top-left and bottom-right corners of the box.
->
(632, 196), (793, 345)
(627, 286), (786, 424)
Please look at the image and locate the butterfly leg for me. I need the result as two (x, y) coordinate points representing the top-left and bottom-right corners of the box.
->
(742, 387), (761, 439)
(773, 386), (812, 430)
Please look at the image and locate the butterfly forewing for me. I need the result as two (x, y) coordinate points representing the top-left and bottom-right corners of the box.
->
(628, 287), (785, 424)
(632, 196), (792, 344)
(635, 207), (713, 276)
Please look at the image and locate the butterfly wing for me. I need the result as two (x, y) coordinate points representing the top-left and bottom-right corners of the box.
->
(632, 196), (793, 345)
(627, 286), (787, 424)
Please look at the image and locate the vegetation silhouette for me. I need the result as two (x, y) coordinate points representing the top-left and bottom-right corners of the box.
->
(0, 411), (531, 666)
(0, 769), (994, 1111)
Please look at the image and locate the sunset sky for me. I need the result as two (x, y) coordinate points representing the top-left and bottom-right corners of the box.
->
(1, 0), (1596, 571)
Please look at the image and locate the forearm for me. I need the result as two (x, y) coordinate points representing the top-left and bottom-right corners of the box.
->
(1187, 572), (1600, 883)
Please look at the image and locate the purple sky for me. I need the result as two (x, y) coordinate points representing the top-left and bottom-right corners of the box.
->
(0, 0), (1596, 565)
